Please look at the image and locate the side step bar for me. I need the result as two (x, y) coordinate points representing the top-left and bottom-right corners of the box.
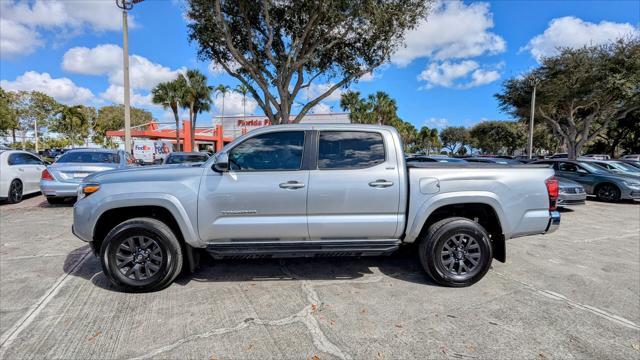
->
(206, 240), (401, 259)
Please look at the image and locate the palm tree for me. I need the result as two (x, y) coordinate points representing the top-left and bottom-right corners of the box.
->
(215, 84), (231, 136)
(180, 70), (213, 151)
(152, 79), (184, 150)
(367, 91), (397, 126)
(235, 84), (249, 126)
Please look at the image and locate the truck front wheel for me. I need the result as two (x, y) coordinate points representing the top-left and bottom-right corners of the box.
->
(419, 217), (493, 287)
(100, 217), (183, 292)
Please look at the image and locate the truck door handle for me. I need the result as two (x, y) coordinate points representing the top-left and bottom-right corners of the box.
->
(369, 179), (393, 188)
(279, 181), (305, 189)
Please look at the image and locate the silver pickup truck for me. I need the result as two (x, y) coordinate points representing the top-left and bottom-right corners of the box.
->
(73, 124), (560, 292)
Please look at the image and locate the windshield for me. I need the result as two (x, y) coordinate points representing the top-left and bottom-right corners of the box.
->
(166, 154), (209, 164)
(57, 151), (120, 164)
(610, 162), (640, 172)
(580, 162), (610, 174)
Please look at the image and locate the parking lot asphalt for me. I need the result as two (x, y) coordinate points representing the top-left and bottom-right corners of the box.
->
(0, 195), (639, 359)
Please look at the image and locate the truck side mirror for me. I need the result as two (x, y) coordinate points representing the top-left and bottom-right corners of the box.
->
(213, 152), (229, 172)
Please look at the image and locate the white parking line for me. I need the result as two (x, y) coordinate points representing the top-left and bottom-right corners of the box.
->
(0, 249), (91, 354)
(492, 270), (640, 331)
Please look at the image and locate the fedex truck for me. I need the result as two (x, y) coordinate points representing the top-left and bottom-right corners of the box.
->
(133, 140), (173, 164)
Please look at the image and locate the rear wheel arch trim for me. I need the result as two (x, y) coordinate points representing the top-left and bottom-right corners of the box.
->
(406, 193), (508, 243)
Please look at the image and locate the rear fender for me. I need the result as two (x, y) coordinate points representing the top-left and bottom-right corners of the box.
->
(404, 191), (509, 243)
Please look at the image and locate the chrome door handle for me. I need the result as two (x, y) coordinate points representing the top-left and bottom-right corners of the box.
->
(369, 179), (393, 188)
(279, 181), (305, 189)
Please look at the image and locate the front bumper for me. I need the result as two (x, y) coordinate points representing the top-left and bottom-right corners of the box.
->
(40, 179), (80, 198)
(545, 211), (561, 233)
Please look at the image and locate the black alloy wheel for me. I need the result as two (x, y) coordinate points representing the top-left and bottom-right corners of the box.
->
(596, 183), (621, 202)
(7, 180), (23, 204)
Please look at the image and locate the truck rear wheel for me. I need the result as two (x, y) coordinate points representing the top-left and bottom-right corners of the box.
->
(419, 217), (492, 287)
(100, 217), (183, 292)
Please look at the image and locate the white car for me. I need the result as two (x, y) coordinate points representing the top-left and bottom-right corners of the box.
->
(0, 150), (47, 203)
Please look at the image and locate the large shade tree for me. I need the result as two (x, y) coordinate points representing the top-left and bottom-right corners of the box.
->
(469, 121), (526, 155)
(440, 126), (469, 155)
(186, 0), (431, 124)
(12, 91), (59, 151)
(0, 87), (19, 143)
(152, 79), (185, 150)
(51, 105), (89, 147)
(496, 38), (640, 159)
(93, 105), (153, 147)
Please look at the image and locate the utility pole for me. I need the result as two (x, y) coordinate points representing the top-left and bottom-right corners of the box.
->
(116, 0), (144, 154)
(528, 77), (539, 159)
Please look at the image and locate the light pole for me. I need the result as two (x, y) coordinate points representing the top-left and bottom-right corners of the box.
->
(115, 0), (144, 154)
(528, 77), (540, 159)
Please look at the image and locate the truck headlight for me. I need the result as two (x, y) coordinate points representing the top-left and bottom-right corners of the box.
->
(78, 183), (100, 200)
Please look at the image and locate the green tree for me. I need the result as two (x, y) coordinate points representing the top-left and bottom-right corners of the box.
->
(496, 38), (640, 159)
(180, 70), (213, 150)
(469, 121), (526, 155)
(215, 84), (231, 129)
(93, 105), (153, 146)
(440, 126), (469, 156)
(0, 87), (19, 143)
(235, 84), (250, 121)
(186, 0), (431, 124)
(417, 126), (440, 154)
(152, 79), (185, 150)
(340, 90), (372, 124)
(51, 105), (89, 147)
(13, 91), (59, 151)
(368, 91), (397, 126)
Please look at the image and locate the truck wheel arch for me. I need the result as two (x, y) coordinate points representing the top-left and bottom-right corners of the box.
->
(411, 201), (506, 263)
(92, 204), (200, 273)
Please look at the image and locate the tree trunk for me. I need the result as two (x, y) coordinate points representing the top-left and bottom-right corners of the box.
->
(190, 106), (196, 151)
(173, 108), (181, 151)
(567, 141), (577, 160)
(11, 128), (16, 145)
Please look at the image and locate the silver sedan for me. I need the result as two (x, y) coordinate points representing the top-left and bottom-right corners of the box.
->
(40, 149), (136, 204)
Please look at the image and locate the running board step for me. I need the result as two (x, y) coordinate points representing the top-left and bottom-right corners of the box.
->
(206, 240), (400, 260)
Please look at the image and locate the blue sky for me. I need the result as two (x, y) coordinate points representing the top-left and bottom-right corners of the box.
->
(1, 0), (638, 131)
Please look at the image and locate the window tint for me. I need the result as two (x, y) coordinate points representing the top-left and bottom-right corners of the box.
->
(166, 154), (209, 164)
(57, 151), (120, 164)
(558, 162), (578, 172)
(318, 131), (385, 169)
(7, 153), (41, 165)
(229, 131), (305, 171)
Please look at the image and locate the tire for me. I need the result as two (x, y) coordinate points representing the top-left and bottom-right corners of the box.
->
(7, 180), (23, 204)
(595, 183), (621, 202)
(100, 217), (183, 292)
(419, 217), (493, 287)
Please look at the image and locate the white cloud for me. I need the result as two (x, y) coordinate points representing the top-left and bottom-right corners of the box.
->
(306, 83), (343, 102)
(0, 18), (42, 58)
(392, 0), (505, 66)
(100, 85), (153, 108)
(0, 0), (134, 59)
(417, 60), (501, 89)
(523, 16), (639, 61)
(309, 102), (332, 114)
(359, 71), (379, 82)
(0, 71), (94, 104)
(424, 117), (449, 130)
(208, 61), (241, 75)
(62, 44), (184, 90)
(213, 91), (258, 116)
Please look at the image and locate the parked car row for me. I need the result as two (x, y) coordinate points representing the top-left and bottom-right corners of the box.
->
(1, 148), (210, 204)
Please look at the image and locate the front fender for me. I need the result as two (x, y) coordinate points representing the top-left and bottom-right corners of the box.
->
(74, 192), (202, 248)
(404, 191), (509, 243)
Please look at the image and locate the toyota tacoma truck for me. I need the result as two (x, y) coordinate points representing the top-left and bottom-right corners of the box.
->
(72, 124), (560, 292)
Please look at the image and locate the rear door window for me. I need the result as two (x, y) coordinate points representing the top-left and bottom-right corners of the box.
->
(317, 131), (385, 169)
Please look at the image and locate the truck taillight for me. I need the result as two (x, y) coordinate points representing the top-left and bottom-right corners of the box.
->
(545, 177), (559, 211)
(41, 169), (54, 181)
